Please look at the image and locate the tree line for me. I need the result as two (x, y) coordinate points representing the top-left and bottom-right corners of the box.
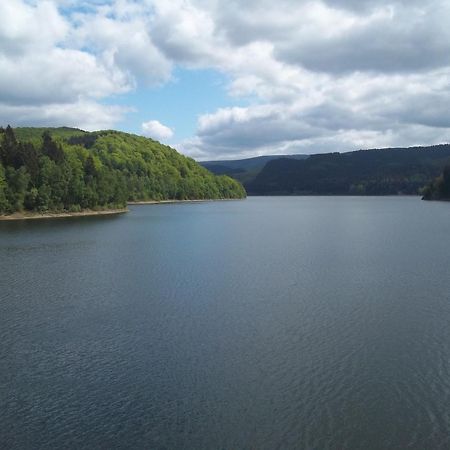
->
(246, 145), (450, 195)
(422, 166), (450, 200)
(0, 126), (245, 214)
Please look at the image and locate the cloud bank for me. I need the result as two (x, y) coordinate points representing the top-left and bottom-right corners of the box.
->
(2, 0), (450, 158)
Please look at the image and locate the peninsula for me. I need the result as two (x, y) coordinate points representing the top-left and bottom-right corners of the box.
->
(0, 126), (246, 219)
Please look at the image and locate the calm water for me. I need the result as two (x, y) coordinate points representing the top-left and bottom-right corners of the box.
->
(1, 197), (450, 449)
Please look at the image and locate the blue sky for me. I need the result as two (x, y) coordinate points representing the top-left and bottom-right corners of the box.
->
(1, 0), (450, 160)
(107, 68), (250, 144)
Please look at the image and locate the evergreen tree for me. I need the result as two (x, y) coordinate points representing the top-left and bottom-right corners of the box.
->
(42, 131), (64, 163)
(20, 142), (40, 184)
(0, 125), (21, 168)
(0, 162), (9, 211)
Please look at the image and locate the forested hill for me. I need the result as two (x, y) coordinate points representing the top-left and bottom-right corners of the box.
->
(0, 126), (245, 214)
(246, 145), (450, 195)
(200, 154), (308, 184)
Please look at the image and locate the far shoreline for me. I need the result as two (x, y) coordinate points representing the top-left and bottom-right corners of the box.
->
(0, 198), (245, 221)
(128, 198), (242, 205)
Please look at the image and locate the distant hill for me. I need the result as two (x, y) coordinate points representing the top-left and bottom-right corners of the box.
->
(0, 126), (245, 215)
(200, 154), (309, 184)
(246, 145), (450, 195)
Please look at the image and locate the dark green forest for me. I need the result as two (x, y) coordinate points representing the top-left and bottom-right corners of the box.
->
(0, 126), (245, 214)
(246, 145), (450, 195)
(422, 166), (450, 200)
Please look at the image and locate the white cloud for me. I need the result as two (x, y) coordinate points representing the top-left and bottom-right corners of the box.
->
(163, 0), (450, 159)
(72, 7), (172, 86)
(0, 0), (169, 130)
(0, 0), (68, 55)
(182, 65), (450, 159)
(0, 48), (129, 106)
(141, 120), (174, 140)
(3, 0), (450, 159)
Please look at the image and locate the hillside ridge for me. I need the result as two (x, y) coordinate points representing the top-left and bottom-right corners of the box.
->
(246, 144), (450, 195)
(0, 126), (245, 215)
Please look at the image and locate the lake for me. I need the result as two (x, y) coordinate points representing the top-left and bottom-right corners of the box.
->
(1, 197), (450, 449)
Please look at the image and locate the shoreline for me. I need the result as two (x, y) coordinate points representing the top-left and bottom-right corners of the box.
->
(0, 208), (128, 221)
(128, 198), (241, 205)
(0, 198), (245, 221)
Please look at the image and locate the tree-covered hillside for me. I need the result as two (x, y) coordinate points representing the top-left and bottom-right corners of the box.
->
(0, 126), (245, 214)
(200, 154), (308, 184)
(246, 145), (450, 195)
(422, 166), (450, 200)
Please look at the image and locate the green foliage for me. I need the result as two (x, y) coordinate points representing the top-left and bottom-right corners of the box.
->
(14, 127), (86, 145)
(0, 162), (8, 211)
(0, 127), (245, 214)
(5, 166), (30, 211)
(42, 131), (65, 163)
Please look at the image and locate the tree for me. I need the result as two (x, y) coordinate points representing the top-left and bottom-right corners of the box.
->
(21, 142), (40, 184)
(0, 125), (22, 168)
(0, 162), (9, 212)
(42, 131), (64, 163)
(442, 166), (450, 196)
(5, 166), (30, 211)
(84, 155), (97, 177)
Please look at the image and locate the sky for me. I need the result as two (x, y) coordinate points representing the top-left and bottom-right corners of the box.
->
(1, 0), (450, 160)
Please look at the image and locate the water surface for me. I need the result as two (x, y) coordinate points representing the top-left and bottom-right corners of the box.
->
(1, 197), (450, 449)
